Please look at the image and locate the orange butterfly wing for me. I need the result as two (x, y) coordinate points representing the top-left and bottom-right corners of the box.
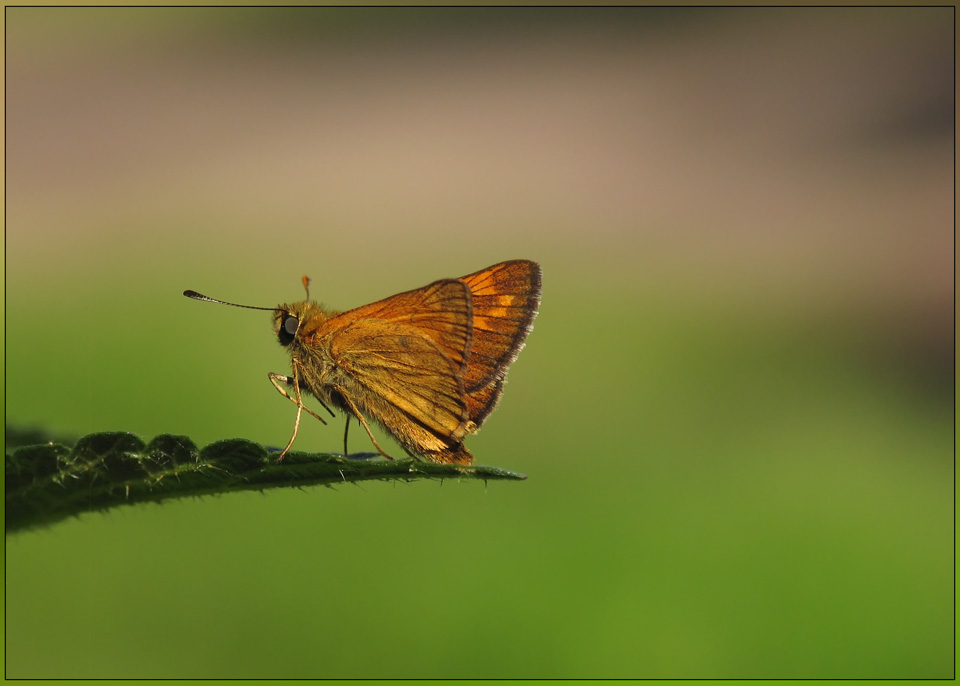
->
(320, 279), (474, 445)
(458, 260), (542, 427)
(302, 262), (540, 456)
(334, 277), (473, 373)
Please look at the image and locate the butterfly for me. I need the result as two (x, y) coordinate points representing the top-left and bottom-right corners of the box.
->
(185, 259), (542, 464)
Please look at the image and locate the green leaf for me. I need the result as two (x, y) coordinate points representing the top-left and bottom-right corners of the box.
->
(5, 430), (526, 534)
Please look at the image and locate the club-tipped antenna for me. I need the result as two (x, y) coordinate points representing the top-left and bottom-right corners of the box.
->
(183, 290), (276, 311)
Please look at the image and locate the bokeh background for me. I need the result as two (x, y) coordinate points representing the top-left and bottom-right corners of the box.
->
(4, 7), (954, 678)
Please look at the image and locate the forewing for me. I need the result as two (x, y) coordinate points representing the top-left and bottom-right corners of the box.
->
(459, 260), (542, 394)
(328, 279), (473, 374)
(463, 377), (504, 430)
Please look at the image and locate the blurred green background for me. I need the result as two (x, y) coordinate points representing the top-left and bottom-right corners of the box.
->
(4, 7), (953, 678)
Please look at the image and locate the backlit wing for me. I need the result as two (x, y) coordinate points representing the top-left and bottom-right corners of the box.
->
(462, 377), (504, 429)
(459, 260), (541, 425)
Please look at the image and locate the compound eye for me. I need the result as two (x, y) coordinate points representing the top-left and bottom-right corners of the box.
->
(278, 314), (299, 346)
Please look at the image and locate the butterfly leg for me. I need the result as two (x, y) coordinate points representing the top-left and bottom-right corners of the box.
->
(275, 373), (303, 462)
(268, 373), (333, 425)
(268, 369), (332, 462)
(342, 415), (350, 457)
(336, 389), (398, 461)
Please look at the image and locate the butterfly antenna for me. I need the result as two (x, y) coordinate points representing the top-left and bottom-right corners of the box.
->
(183, 290), (276, 311)
(301, 275), (311, 300)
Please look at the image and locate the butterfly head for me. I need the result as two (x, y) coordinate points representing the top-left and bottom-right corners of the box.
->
(273, 274), (315, 348)
(272, 300), (335, 349)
